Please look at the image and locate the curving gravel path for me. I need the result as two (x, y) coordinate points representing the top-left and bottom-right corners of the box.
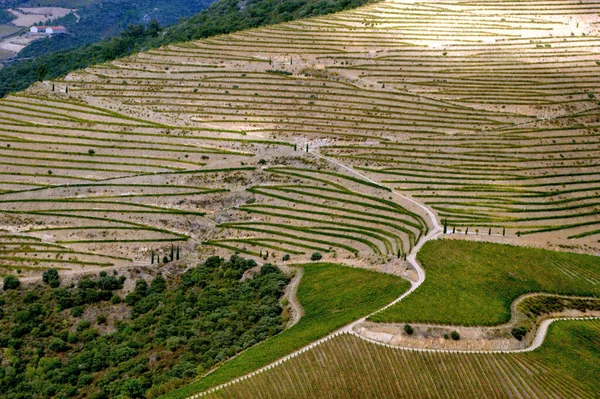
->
(279, 265), (304, 328)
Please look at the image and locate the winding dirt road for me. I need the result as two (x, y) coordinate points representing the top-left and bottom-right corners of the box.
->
(279, 265), (304, 328)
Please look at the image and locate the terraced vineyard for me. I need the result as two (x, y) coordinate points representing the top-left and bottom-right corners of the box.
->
(0, 0), (599, 398)
(199, 320), (600, 399)
(0, 91), (288, 273)
(52, 0), (600, 251)
(208, 166), (428, 262)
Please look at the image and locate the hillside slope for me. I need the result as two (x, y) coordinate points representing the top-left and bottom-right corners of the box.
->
(0, 0), (373, 95)
(1, 0), (599, 273)
(0, 0), (600, 398)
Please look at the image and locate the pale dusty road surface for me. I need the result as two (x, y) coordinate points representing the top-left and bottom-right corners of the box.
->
(280, 265), (304, 328)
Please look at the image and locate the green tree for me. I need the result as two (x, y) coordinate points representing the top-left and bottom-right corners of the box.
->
(511, 326), (527, 341)
(3, 275), (20, 290)
(37, 63), (46, 82)
(42, 268), (60, 288)
(146, 19), (161, 37)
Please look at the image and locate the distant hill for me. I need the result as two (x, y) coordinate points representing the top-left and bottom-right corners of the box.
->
(14, 0), (217, 59)
(0, 0), (372, 96)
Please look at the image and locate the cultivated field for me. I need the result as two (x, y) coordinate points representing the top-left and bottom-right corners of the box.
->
(58, 0), (600, 253)
(7, 7), (74, 27)
(199, 320), (600, 399)
(0, 0), (599, 398)
(5, 0), (593, 276)
(372, 239), (600, 326)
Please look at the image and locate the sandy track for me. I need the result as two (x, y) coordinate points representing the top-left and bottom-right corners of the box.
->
(280, 265), (304, 328)
(351, 315), (600, 354)
(353, 292), (600, 352)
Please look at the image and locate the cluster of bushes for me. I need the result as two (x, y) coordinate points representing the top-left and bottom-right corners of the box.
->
(520, 296), (600, 319)
(53, 272), (126, 311)
(0, 0), (373, 96)
(402, 324), (460, 340)
(0, 9), (14, 24)
(266, 70), (293, 76)
(512, 295), (600, 341)
(42, 268), (60, 288)
(0, 255), (289, 398)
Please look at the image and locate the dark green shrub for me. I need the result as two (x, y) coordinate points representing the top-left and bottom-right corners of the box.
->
(77, 320), (91, 332)
(67, 332), (78, 344)
(42, 268), (60, 287)
(450, 331), (460, 341)
(150, 276), (166, 294)
(77, 374), (93, 388)
(24, 292), (39, 304)
(511, 326), (527, 341)
(3, 275), (20, 290)
(48, 338), (68, 352)
(282, 254), (291, 261)
(81, 328), (99, 342)
(134, 279), (148, 297)
(70, 306), (84, 317)
(311, 252), (322, 261)
(404, 324), (414, 335)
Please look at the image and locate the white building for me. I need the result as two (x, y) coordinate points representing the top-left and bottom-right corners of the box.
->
(30, 26), (67, 35)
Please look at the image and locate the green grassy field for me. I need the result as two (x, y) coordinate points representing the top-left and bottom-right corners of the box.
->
(0, 25), (20, 37)
(161, 262), (410, 398)
(371, 239), (600, 326)
(200, 319), (600, 399)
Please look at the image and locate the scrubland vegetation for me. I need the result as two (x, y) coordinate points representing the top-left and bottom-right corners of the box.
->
(0, 255), (289, 399)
